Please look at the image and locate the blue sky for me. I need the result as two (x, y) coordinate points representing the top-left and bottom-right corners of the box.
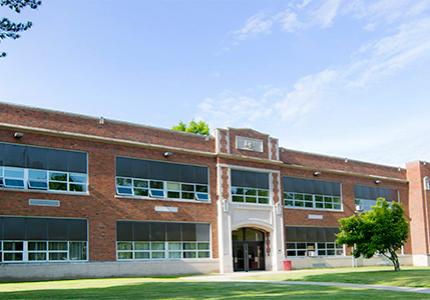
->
(1, 0), (430, 167)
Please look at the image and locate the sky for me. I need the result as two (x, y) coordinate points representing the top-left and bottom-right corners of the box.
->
(1, 0), (430, 167)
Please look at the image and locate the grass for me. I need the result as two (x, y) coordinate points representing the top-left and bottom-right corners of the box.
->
(244, 266), (430, 288)
(0, 280), (428, 299)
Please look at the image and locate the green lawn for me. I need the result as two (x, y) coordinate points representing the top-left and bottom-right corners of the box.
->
(0, 280), (428, 300)
(244, 266), (430, 288)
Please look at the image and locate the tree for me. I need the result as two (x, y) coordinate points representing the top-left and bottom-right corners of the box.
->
(336, 198), (409, 271)
(1, 0), (41, 58)
(172, 120), (209, 136)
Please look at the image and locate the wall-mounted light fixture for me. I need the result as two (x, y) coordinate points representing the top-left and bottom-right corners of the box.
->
(375, 180), (382, 185)
(313, 171), (321, 177)
(13, 132), (24, 139)
(163, 151), (174, 158)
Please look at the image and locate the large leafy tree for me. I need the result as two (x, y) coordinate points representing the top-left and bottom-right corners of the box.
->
(1, 0), (41, 58)
(172, 120), (209, 136)
(336, 198), (409, 271)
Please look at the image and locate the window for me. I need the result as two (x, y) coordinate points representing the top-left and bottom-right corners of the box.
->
(231, 169), (270, 204)
(285, 226), (344, 257)
(283, 177), (342, 210)
(0, 217), (88, 263)
(116, 221), (211, 260)
(0, 143), (88, 194)
(236, 136), (263, 152)
(115, 157), (210, 202)
(355, 185), (398, 212)
(286, 242), (343, 257)
(231, 186), (269, 204)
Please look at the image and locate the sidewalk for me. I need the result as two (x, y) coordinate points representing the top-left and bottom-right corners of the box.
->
(184, 271), (430, 295)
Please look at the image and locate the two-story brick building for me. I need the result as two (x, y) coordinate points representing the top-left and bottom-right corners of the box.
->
(0, 102), (428, 280)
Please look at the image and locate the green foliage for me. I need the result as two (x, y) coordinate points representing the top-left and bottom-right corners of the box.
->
(0, 0), (41, 57)
(337, 198), (409, 271)
(172, 120), (209, 136)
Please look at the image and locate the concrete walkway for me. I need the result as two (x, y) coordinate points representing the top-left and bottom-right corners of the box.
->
(184, 272), (430, 295)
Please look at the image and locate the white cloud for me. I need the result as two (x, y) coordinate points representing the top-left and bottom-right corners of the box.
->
(231, 13), (274, 41)
(310, 0), (342, 28)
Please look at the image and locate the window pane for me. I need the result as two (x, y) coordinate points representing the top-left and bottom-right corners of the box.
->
(117, 187), (133, 195)
(167, 182), (180, 190)
(134, 179), (148, 188)
(117, 177), (132, 186)
(49, 252), (67, 261)
(151, 242), (165, 251)
(117, 242), (133, 251)
(69, 174), (86, 183)
(4, 168), (24, 178)
(70, 184), (85, 192)
(245, 196), (257, 203)
(50, 172), (67, 181)
(181, 184), (194, 192)
(196, 185), (208, 193)
(167, 191), (180, 198)
(182, 192), (195, 199)
(118, 252), (133, 260)
(29, 170), (47, 180)
(183, 243), (197, 250)
(168, 242), (182, 250)
(150, 190), (165, 198)
(232, 195), (244, 202)
(151, 252), (165, 259)
(29, 253), (46, 261)
(28, 242), (47, 251)
(259, 197), (269, 204)
(184, 252), (197, 258)
(134, 188), (149, 196)
(244, 189), (257, 196)
(135, 252), (150, 259)
(135, 242), (150, 250)
(4, 242), (23, 251)
(4, 253), (23, 261)
(49, 242), (68, 251)
(198, 251), (210, 258)
(69, 242), (87, 260)
(258, 190), (269, 197)
(169, 251), (182, 259)
(150, 181), (164, 189)
(49, 182), (67, 191)
(198, 243), (210, 250)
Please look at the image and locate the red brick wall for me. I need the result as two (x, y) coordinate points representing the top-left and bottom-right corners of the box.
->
(0, 128), (219, 261)
(281, 166), (412, 254)
(281, 148), (406, 180)
(406, 161), (430, 255)
(0, 102), (215, 153)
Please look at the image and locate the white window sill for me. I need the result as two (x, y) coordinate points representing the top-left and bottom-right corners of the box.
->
(115, 195), (212, 204)
(0, 187), (90, 197)
(284, 206), (344, 213)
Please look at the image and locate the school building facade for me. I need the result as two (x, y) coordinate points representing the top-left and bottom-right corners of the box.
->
(0, 102), (429, 280)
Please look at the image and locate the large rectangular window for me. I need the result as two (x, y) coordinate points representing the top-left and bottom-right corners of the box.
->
(231, 169), (270, 204)
(115, 157), (209, 202)
(0, 217), (87, 263)
(0, 143), (88, 194)
(116, 221), (210, 260)
(283, 177), (342, 210)
(355, 185), (398, 212)
(285, 226), (343, 257)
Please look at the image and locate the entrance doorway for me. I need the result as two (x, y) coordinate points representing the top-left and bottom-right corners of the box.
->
(232, 228), (265, 272)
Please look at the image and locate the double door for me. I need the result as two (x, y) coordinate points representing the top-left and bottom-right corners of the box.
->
(233, 241), (265, 272)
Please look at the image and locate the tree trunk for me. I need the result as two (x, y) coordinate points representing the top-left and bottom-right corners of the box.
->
(382, 250), (401, 271)
(389, 250), (401, 271)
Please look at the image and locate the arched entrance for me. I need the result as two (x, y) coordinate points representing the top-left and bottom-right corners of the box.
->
(232, 227), (265, 272)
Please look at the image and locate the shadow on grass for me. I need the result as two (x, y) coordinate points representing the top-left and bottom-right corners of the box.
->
(0, 282), (426, 300)
(288, 269), (430, 288)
